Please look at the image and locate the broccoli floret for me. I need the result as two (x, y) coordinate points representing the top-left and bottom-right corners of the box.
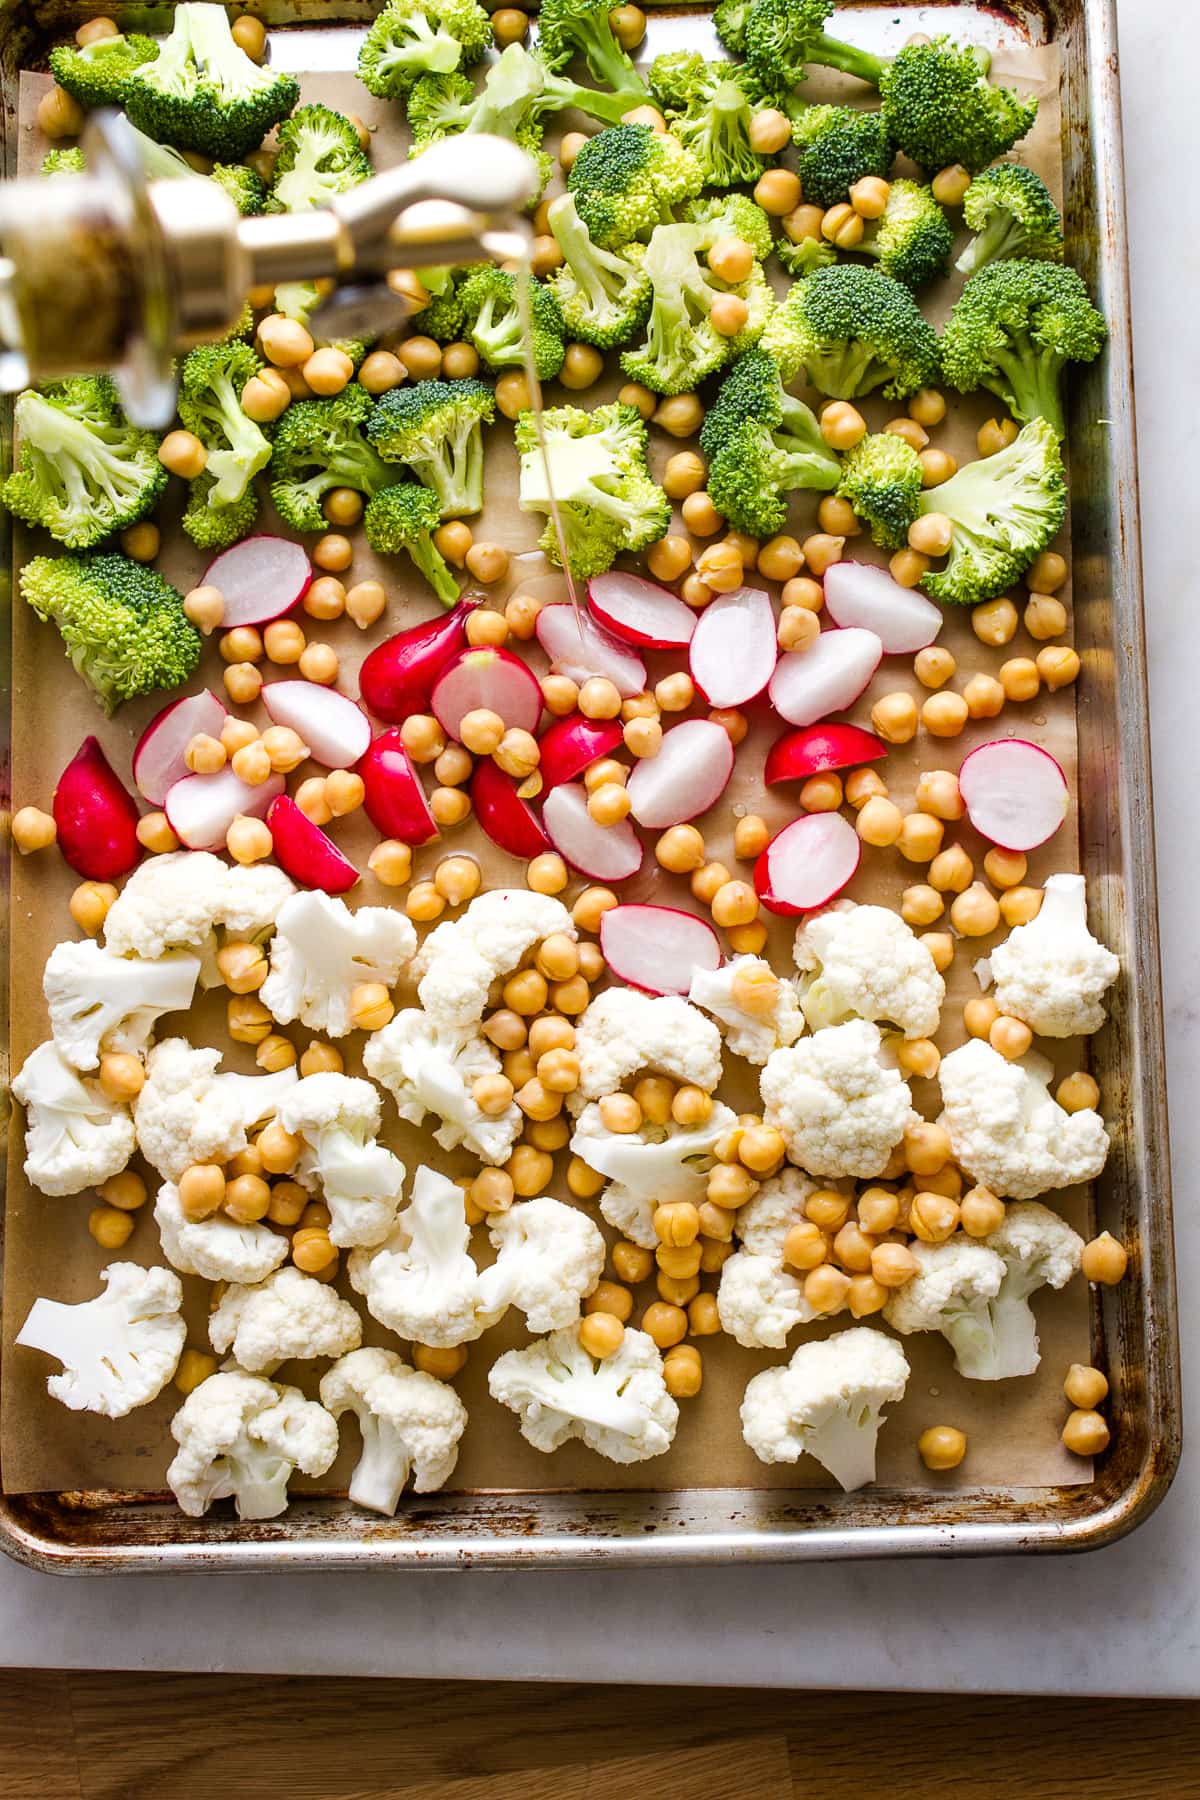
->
(366, 377), (495, 517)
(41, 146), (86, 176)
(457, 267), (566, 379)
(763, 262), (940, 399)
(546, 193), (652, 349)
(364, 483), (461, 606)
(619, 220), (763, 397)
(788, 103), (893, 209)
(210, 161), (265, 214)
(878, 36), (1037, 174)
(515, 401), (669, 578)
(700, 349), (840, 537)
(48, 31), (157, 109)
(713, 0), (751, 55)
(742, 0), (888, 93)
(647, 54), (766, 189)
(358, 0), (492, 96)
(939, 258), (1106, 439)
(567, 122), (703, 249)
(406, 266), (470, 342)
(20, 552), (201, 713)
(537, 0), (648, 98)
(836, 430), (923, 549)
(265, 104), (372, 213)
(856, 179), (952, 288)
(269, 387), (392, 533)
(2, 378), (167, 550)
(177, 340), (272, 549)
(916, 416), (1067, 606)
(682, 193), (774, 263)
(124, 3), (300, 161)
(183, 475), (259, 552)
(775, 232), (837, 278)
(956, 163), (1064, 277)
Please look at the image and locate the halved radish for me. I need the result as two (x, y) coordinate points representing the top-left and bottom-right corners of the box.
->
(754, 813), (861, 916)
(358, 597), (478, 723)
(54, 737), (142, 881)
(542, 782), (643, 881)
(689, 585), (778, 709)
(358, 730), (438, 845)
(267, 795), (359, 894)
(165, 767), (284, 852)
(472, 758), (552, 858)
(535, 604), (647, 697)
(537, 713), (625, 791)
(768, 627), (883, 727)
(588, 572), (697, 649)
(133, 689), (227, 805)
(431, 648), (542, 742)
(202, 536), (312, 629)
(958, 739), (1069, 851)
(765, 723), (886, 785)
(262, 682), (371, 769)
(823, 561), (943, 654)
(626, 719), (734, 830)
(600, 904), (721, 997)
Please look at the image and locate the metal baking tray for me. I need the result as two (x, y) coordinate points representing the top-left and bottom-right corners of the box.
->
(0, 0), (1179, 1571)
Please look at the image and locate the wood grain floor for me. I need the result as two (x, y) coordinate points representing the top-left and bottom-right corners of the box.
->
(3, 1676), (1200, 1799)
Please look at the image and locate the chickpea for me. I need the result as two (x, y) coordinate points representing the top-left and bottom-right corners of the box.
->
(917, 448), (957, 490)
(921, 931), (954, 973)
(918, 1425), (968, 1472)
(1082, 1231), (1129, 1285)
(541, 673), (580, 718)
(1028, 550), (1068, 593)
(1000, 886), (1043, 927)
(1037, 644), (1082, 691)
(298, 642), (338, 686)
(901, 884), (944, 928)
(822, 203), (865, 250)
(348, 983), (393, 1038)
(817, 495), (860, 540)
(1062, 1409), (1110, 1457)
(856, 795), (903, 848)
(1065, 1363), (1109, 1410)
(618, 381), (657, 421)
(783, 202), (825, 246)
(747, 106), (791, 154)
(522, 851), (565, 897)
(494, 369), (533, 420)
(886, 416), (929, 453)
(709, 880), (757, 930)
(37, 84), (86, 138)
(495, 728), (541, 782)
(1053, 1071), (1100, 1119)
(620, 103), (665, 131)
(988, 1014), (1033, 1061)
(842, 769), (884, 811)
(76, 16), (121, 46)
(1020, 595), (1067, 649)
(654, 671), (695, 714)
(802, 532), (844, 577)
(802, 1264), (849, 1316)
(649, 824), (702, 877)
(998, 656), (1040, 703)
(871, 691), (918, 745)
(641, 1301), (688, 1351)
(909, 1190), (960, 1245)
(753, 167), (802, 214)
(577, 677), (622, 721)
(890, 547), (930, 589)
(813, 403), (865, 455)
(711, 290), (753, 338)
(920, 691), (969, 738)
(896, 812), (944, 863)
(959, 1186), (1006, 1238)
(618, 713), (661, 762)
(256, 1034), (297, 1074)
(695, 542), (743, 593)
(262, 619), (306, 666)
(931, 162), (971, 206)
(225, 815), (273, 865)
(653, 393), (704, 438)
(868, 1242), (916, 1290)
(960, 672), (1004, 721)
(558, 129), (589, 172)
(437, 344), (479, 385)
(646, 535), (692, 582)
(699, 1238), (735, 1274)
(928, 843), (973, 895)
(432, 854), (481, 907)
(963, 996), (1000, 1042)
(845, 173), (889, 219)
(491, 3), (528, 41)
(505, 593), (543, 641)
(979, 846), (1025, 891)
(681, 490), (724, 537)
(950, 882), (1002, 937)
(465, 541), (509, 585)
(398, 336), (444, 381)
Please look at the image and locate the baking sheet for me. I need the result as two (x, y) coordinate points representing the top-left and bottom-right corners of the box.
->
(2, 38), (1092, 1502)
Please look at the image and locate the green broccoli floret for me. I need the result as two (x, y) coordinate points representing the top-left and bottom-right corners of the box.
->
(516, 401), (669, 579)
(742, 0), (888, 93)
(358, 0), (492, 96)
(457, 267), (565, 379)
(648, 55), (769, 190)
(407, 266), (470, 342)
(269, 387), (392, 533)
(763, 262), (940, 399)
(619, 220), (765, 396)
(855, 179), (953, 288)
(210, 160), (265, 215)
(567, 123), (703, 250)
(713, 0), (751, 55)
(956, 164), (1064, 276)
(364, 483), (461, 606)
(124, 2), (300, 161)
(836, 430), (923, 548)
(699, 350), (840, 537)
(939, 258), (1106, 439)
(682, 194), (774, 263)
(177, 340), (272, 548)
(878, 37), (1037, 174)
(788, 103), (893, 209)
(265, 104), (372, 213)
(775, 232), (837, 278)
(537, 0), (648, 98)
(183, 476), (259, 552)
(1, 378), (167, 550)
(20, 552), (201, 713)
(915, 416), (1067, 606)
(48, 32), (157, 109)
(40, 146), (86, 176)
(546, 193), (652, 349)
(366, 377), (495, 517)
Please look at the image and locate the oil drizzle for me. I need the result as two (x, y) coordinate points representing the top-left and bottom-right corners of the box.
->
(515, 255), (582, 622)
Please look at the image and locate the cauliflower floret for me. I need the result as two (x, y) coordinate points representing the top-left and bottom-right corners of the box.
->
(133, 1038), (296, 1180)
(937, 1038), (1110, 1199)
(761, 1020), (919, 1180)
(717, 1167), (823, 1348)
(363, 1008), (522, 1166)
(103, 851), (294, 980)
(155, 1180), (289, 1284)
(740, 1327), (911, 1491)
(261, 890), (417, 1038)
(412, 888), (574, 1031)
(208, 1265), (363, 1374)
(16, 1262), (185, 1418)
(570, 1097), (740, 1247)
(221, 863), (299, 942)
(320, 1346), (467, 1515)
(476, 1196), (606, 1332)
(793, 902), (945, 1040)
(688, 956), (806, 1064)
(884, 1237), (1007, 1374)
(12, 1040), (135, 1197)
(43, 939), (201, 1070)
(734, 1165), (821, 1252)
(959, 1200), (1082, 1379)
(167, 1369), (338, 1521)
(988, 873), (1120, 1038)
(572, 987), (723, 1108)
(277, 1072), (405, 1248)
(488, 1324), (679, 1464)
(349, 1164), (502, 1348)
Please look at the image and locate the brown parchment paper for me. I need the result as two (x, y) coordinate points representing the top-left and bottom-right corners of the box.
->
(3, 36), (1094, 1503)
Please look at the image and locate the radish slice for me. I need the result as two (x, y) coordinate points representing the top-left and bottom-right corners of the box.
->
(132, 690), (227, 805)
(472, 759), (553, 858)
(261, 682), (371, 770)
(54, 737), (142, 881)
(267, 795), (359, 894)
(626, 719), (734, 830)
(537, 713), (624, 791)
(769, 627), (883, 727)
(689, 585), (778, 708)
(958, 739), (1069, 851)
(358, 598), (478, 723)
(358, 730), (438, 845)
(754, 813), (861, 916)
(823, 561), (943, 655)
(165, 767), (284, 852)
(542, 782), (643, 881)
(765, 723), (887, 785)
(431, 648), (542, 742)
(535, 604), (647, 697)
(600, 904), (721, 997)
(587, 573), (697, 649)
(203, 536), (312, 628)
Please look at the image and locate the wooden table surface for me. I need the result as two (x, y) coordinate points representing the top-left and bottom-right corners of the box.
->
(5, 1674), (1199, 1798)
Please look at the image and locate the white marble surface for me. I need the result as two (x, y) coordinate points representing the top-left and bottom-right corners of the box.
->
(0, 0), (1194, 1691)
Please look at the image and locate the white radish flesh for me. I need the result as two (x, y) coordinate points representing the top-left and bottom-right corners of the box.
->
(600, 904), (721, 997)
(535, 604), (647, 697)
(202, 536), (312, 628)
(261, 681), (371, 769)
(132, 690), (227, 805)
(754, 813), (861, 916)
(823, 561), (943, 654)
(626, 719), (734, 829)
(431, 648), (542, 741)
(542, 782), (643, 881)
(958, 739), (1070, 851)
(587, 572), (697, 649)
(688, 585), (778, 708)
(768, 627), (883, 727)
(164, 767), (284, 851)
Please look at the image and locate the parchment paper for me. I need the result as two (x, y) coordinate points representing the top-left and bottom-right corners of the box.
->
(3, 37), (1093, 1501)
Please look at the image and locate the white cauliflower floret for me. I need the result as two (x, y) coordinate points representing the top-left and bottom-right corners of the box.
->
(412, 888), (574, 1031)
(167, 1369), (337, 1520)
(937, 1038), (1110, 1199)
(572, 987), (723, 1107)
(12, 1040), (135, 1197)
(261, 890), (417, 1038)
(155, 1181), (289, 1284)
(717, 1168), (822, 1348)
(103, 851), (294, 980)
(43, 939), (201, 1070)
(965, 1200), (1083, 1379)
(16, 1262), (185, 1418)
(220, 863), (299, 942)
(320, 1346), (467, 1515)
(349, 1165), (502, 1348)
(570, 1097), (740, 1247)
(740, 1327), (911, 1491)
(477, 1197), (606, 1332)
(364, 1008), (521, 1166)
(688, 956), (806, 1064)
(761, 1020), (918, 1180)
(988, 873), (1120, 1038)
(734, 1165), (820, 1252)
(208, 1264), (363, 1374)
(133, 1038), (296, 1181)
(884, 1237), (1007, 1375)
(488, 1324), (679, 1464)
(277, 1072), (405, 1248)
(793, 902), (945, 1040)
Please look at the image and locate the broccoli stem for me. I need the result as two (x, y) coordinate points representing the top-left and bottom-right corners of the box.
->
(410, 536), (463, 608)
(989, 335), (1068, 438)
(807, 31), (889, 88)
(550, 195), (627, 314)
(955, 211), (1027, 278)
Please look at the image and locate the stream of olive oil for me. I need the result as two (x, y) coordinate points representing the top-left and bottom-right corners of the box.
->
(515, 257), (581, 619)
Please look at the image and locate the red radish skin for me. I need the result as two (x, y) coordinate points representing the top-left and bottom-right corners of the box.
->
(626, 719), (734, 830)
(164, 767), (284, 851)
(431, 648), (542, 742)
(53, 737), (142, 880)
(958, 739), (1070, 851)
(688, 585), (778, 709)
(768, 626), (883, 727)
(132, 689), (227, 805)
(267, 795), (359, 894)
(358, 730), (438, 845)
(472, 759), (553, 858)
(542, 782), (643, 881)
(754, 813), (861, 916)
(203, 536), (312, 629)
(537, 714), (624, 791)
(600, 904), (721, 997)
(823, 561), (943, 654)
(587, 572), (697, 649)
(765, 723), (887, 785)
(358, 598), (478, 723)
(535, 604), (647, 697)
(261, 682), (371, 769)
